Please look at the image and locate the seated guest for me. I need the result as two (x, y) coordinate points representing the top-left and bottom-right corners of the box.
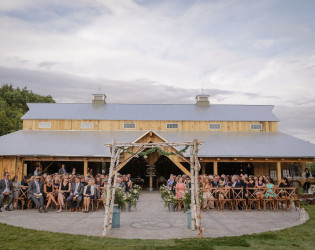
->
(0, 172), (14, 212)
(57, 176), (71, 213)
(118, 177), (126, 192)
(124, 176), (132, 193)
(265, 177), (275, 199)
(255, 176), (266, 201)
(81, 176), (88, 186)
(44, 176), (59, 212)
(83, 180), (95, 213)
(67, 177), (84, 212)
(95, 177), (102, 187)
(28, 175), (45, 213)
(212, 176), (219, 187)
(185, 178), (191, 189)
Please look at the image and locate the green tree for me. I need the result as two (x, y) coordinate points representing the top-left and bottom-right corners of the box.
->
(0, 84), (55, 136)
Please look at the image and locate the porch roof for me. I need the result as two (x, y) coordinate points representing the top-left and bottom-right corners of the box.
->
(0, 130), (314, 158)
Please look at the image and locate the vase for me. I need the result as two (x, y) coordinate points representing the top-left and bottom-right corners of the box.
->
(169, 203), (176, 212)
(127, 202), (132, 212)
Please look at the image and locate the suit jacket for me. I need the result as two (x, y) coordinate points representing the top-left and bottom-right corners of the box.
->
(0, 179), (13, 194)
(58, 168), (67, 175)
(70, 182), (84, 196)
(28, 181), (44, 198)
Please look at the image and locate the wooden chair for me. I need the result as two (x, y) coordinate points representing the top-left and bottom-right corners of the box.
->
(232, 188), (247, 211)
(283, 188), (300, 211)
(274, 188), (290, 211)
(247, 188), (261, 211)
(96, 187), (106, 211)
(217, 188), (233, 211)
(12, 186), (28, 210)
(263, 188), (275, 211)
(206, 188), (219, 211)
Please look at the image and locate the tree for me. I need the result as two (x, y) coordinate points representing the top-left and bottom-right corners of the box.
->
(0, 84), (55, 136)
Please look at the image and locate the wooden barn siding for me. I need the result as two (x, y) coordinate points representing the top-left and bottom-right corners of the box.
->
(23, 120), (278, 132)
(0, 157), (23, 180)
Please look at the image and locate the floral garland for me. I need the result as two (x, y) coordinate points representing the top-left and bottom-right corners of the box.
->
(121, 145), (189, 158)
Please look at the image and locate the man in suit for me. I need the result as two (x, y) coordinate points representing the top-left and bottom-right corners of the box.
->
(67, 177), (84, 212)
(0, 172), (14, 212)
(28, 175), (45, 213)
(212, 175), (219, 187)
(58, 164), (67, 175)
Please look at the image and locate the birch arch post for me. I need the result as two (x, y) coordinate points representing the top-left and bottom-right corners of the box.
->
(102, 139), (203, 238)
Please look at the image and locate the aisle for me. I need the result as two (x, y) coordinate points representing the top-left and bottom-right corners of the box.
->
(108, 191), (196, 239)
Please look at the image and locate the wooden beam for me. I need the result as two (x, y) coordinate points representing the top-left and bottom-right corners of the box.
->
(201, 162), (205, 175)
(213, 161), (218, 175)
(277, 161), (281, 184)
(84, 159), (88, 176)
(168, 155), (190, 176)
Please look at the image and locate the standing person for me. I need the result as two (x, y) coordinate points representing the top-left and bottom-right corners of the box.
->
(67, 177), (84, 212)
(303, 168), (313, 193)
(34, 166), (40, 176)
(58, 164), (67, 175)
(167, 174), (174, 189)
(71, 168), (77, 175)
(28, 175), (45, 213)
(0, 172), (14, 212)
(12, 175), (21, 208)
(44, 176), (58, 212)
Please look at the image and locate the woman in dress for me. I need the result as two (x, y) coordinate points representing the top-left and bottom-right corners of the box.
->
(201, 178), (213, 209)
(11, 175), (21, 208)
(265, 177), (275, 199)
(44, 175), (59, 212)
(175, 177), (186, 199)
(255, 176), (266, 201)
(57, 176), (71, 212)
(83, 180), (95, 213)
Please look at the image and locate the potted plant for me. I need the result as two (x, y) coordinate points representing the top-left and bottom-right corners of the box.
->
(114, 188), (126, 210)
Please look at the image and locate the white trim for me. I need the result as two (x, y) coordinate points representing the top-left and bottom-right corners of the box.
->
(166, 123), (179, 129)
(250, 124), (262, 130)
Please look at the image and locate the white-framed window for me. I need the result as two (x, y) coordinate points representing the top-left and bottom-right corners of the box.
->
(209, 123), (221, 130)
(250, 124), (262, 130)
(270, 170), (277, 179)
(124, 123), (136, 129)
(166, 123), (179, 129)
(38, 122), (51, 128)
(80, 122), (93, 129)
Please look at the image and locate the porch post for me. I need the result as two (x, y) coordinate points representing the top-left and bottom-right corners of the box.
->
(213, 161), (218, 175)
(84, 158), (88, 176)
(277, 161), (281, 184)
(201, 162), (206, 175)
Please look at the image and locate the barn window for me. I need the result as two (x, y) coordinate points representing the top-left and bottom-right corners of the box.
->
(166, 123), (179, 129)
(209, 123), (221, 130)
(38, 122), (51, 128)
(250, 124), (262, 130)
(80, 122), (93, 129)
(124, 123), (136, 129)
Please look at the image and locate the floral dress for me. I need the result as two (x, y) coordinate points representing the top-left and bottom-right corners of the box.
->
(175, 183), (186, 199)
(265, 183), (275, 198)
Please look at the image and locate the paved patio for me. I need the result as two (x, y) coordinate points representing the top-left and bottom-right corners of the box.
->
(0, 191), (308, 239)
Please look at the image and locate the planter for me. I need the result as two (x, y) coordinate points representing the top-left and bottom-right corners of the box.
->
(123, 202), (132, 212)
(112, 205), (120, 228)
(168, 203), (176, 212)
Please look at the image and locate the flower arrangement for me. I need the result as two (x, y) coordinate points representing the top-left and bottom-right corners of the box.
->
(159, 185), (178, 207)
(123, 192), (137, 208)
(114, 188), (126, 209)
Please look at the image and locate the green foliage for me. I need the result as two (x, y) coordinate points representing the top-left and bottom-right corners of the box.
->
(0, 84), (55, 136)
(122, 145), (189, 157)
(306, 162), (315, 177)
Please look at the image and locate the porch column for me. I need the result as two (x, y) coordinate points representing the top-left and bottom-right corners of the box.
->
(213, 161), (218, 175)
(84, 158), (88, 176)
(277, 161), (281, 184)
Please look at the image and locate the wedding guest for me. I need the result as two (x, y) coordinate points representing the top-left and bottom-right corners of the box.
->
(28, 175), (45, 213)
(303, 168), (312, 193)
(57, 176), (71, 212)
(0, 172), (14, 212)
(44, 176), (58, 212)
(67, 177), (84, 212)
(167, 174), (174, 188)
(71, 168), (77, 175)
(83, 180), (95, 213)
(265, 177), (275, 199)
(34, 167), (40, 176)
(255, 176), (266, 201)
(58, 164), (67, 175)
(12, 175), (21, 208)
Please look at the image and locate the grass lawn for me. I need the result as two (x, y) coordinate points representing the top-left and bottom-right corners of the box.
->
(0, 206), (314, 250)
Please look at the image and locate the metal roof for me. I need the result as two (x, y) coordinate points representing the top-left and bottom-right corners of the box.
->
(0, 130), (314, 158)
(21, 103), (279, 121)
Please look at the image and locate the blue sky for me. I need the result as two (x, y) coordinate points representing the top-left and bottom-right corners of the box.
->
(0, 0), (314, 142)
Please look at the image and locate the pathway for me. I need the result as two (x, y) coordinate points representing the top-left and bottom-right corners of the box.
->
(0, 191), (308, 239)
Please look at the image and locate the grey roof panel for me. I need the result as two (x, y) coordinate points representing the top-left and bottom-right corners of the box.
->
(0, 130), (314, 158)
(21, 103), (279, 121)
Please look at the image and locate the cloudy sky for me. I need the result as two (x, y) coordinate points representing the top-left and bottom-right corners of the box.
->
(0, 0), (314, 142)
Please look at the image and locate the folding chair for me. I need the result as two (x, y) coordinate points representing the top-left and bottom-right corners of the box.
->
(13, 186), (28, 210)
(232, 188), (247, 211)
